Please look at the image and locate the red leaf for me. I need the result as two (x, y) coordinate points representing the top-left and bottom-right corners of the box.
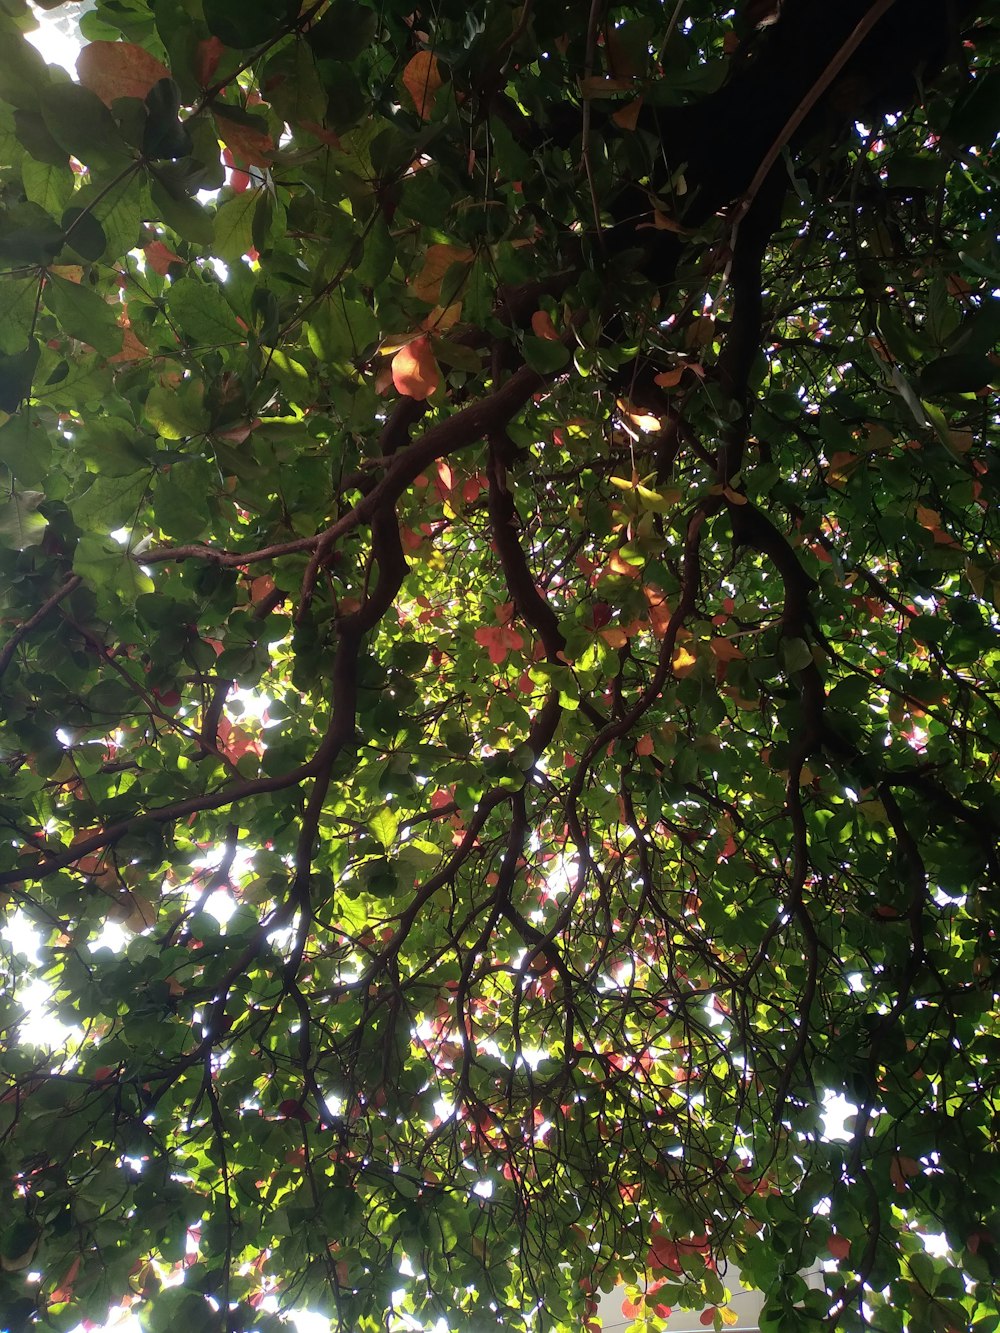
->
(827, 1234), (851, 1261)
(392, 336), (441, 400)
(144, 240), (184, 276)
(195, 36), (225, 88)
(77, 41), (171, 106)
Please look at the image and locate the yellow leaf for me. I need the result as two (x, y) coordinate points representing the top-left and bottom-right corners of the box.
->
(720, 1307), (739, 1327)
(411, 243), (473, 304)
(672, 645), (697, 677)
(422, 301), (463, 332)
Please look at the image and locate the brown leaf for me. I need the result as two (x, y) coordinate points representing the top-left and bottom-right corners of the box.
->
(611, 96), (643, 131)
(579, 75), (636, 97)
(77, 41), (171, 106)
(392, 336), (441, 400)
(402, 51), (443, 119)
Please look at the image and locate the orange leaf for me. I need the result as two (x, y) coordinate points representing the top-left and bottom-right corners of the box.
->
(144, 240), (184, 275)
(402, 51), (443, 119)
(531, 310), (560, 341)
(77, 41), (171, 106)
(636, 733), (654, 756)
(392, 337), (441, 400)
(654, 366), (685, 388)
(645, 587), (673, 637)
(889, 1153), (922, 1192)
(710, 637), (744, 662)
(607, 550), (641, 578)
(109, 326), (148, 364)
(215, 110), (274, 166)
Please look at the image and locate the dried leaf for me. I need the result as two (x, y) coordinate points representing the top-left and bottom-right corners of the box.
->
(402, 51), (444, 119)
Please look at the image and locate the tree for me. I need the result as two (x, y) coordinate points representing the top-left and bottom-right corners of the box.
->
(0, 0), (999, 1327)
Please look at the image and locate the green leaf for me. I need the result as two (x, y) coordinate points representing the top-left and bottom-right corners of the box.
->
(20, 155), (72, 213)
(202, 0), (293, 48)
(262, 43), (328, 125)
(305, 0), (378, 62)
(918, 353), (995, 396)
(522, 335), (570, 374)
(41, 81), (132, 170)
(781, 637), (813, 673)
(0, 277), (40, 355)
(0, 23), (50, 110)
(143, 379), (209, 439)
(142, 79), (193, 161)
(152, 459), (213, 540)
(44, 272), (124, 357)
(0, 411), (51, 486)
(166, 277), (242, 346)
(0, 485), (46, 548)
(305, 293), (378, 362)
(0, 339), (39, 412)
(149, 178), (214, 244)
(948, 68), (1000, 146)
(61, 205), (107, 262)
(212, 190), (259, 262)
(73, 531), (154, 607)
(369, 806), (399, 851)
(67, 177), (145, 263)
(76, 421), (149, 477)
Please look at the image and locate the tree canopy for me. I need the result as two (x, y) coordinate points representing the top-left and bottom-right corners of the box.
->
(1, 0), (1000, 1329)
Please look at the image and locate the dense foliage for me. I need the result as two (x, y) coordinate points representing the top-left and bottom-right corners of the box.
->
(1, 0), (1000, 1328)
